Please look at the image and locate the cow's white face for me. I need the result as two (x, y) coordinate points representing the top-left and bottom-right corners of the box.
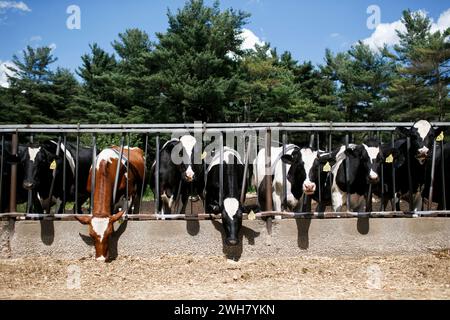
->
(223, 198), (239, 219)
(75, 211), (125, 262)
(179, 135), (197, 182)
(300, 148), (318, 195)
(28, 147), (40, 163)
(363, 144), (380, 182)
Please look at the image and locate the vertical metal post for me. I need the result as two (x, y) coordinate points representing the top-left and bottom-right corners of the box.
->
(9, 132), (18, 213)
(126, 133), (130, 215)
(317, 133), (322, 207)
(309, 134), (315, 148)
(345, 133), (351, 212)
(391, 133), (397, 211)
(406, 136), (414, 211)
(219, 133), (224, 207)
(428, 140), (437, 210)
(440, 140), (446, 210)
(379, 131), (384, 212)
(265, 129), (272, 234)
(47, 136), (62, 214)
(281, 132), (287, 211)
(240, 134), (251, 205)
(140, 134), (149, 214)
(113, 135), (125, 206)
(62, 135), (67, 214)
(0, 135), (4, 212)
(26, 134), (33, 213)
(328, 132), (332, 153)
(75, 127), (80, 214)
(154, 134), (160, 214)
(90, 134), (97, 214)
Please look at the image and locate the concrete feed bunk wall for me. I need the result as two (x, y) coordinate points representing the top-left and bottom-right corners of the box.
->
(1, 218), (450, 259)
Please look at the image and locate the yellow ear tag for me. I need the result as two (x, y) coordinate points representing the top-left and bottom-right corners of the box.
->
(49, 160), (57, 170)
(436, 131), (444, 142)
(248, 210), (256, 221)
(201, 151), (207, 160)
(385, 154), (394, 164)
(322, 162), (331, 172)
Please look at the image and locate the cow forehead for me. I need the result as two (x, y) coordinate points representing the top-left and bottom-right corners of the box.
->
(223, 198), (239, 219)
(91, 217), (109, 241)
(28, 147), (41, 162)
(413, 120), (432, 140)
(363, 144), (380, 161)
(300, 148), (318, 175)
(180, 135), (197, 154)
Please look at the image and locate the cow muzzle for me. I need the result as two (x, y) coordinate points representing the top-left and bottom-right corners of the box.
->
(225, 237), (239, 246)
(416, 147), (429, 164)
(303, 182), (316, 195)
(23, 181), (34, 190)
(368, 170), (379, 184)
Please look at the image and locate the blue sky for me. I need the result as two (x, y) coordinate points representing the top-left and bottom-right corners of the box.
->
(0, 0), (449, 83)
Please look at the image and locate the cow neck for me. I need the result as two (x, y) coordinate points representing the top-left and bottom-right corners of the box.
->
(92, 159), (117, 217)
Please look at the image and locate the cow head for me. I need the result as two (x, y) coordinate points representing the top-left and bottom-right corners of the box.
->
(344, 144), (380, 185)
(221, 197), (243, 246)
(396, 120), (443, 165)
(281, 148), (320, 196)
(75, 211), (124, 262)
(22, 143), (55, 191)
(172, 135), (202, 183)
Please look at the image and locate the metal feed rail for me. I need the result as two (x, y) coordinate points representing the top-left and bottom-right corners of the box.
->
(0, 122), (449, 222)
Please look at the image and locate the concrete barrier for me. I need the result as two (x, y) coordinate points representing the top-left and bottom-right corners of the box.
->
(1, 218), (450, 260)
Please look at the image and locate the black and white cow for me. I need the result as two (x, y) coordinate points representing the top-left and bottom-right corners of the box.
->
(0, 142), (33, 212)
(205, 147), (245, 246)
(391, 120), (443, 211)
(22, 140), (94, 213)
(330, 142), (392, 212)
(253, 145), (326, 212)
(150, 135), (204, 214)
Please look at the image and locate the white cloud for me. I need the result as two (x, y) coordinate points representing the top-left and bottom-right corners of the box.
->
(363, 8), (450, 51)
(239, 28), (265, 51)
(431, 8), (450, 33)
(330, 33), (340, 38)
(0, 1), (31, 12)
(0, 60), (16, 88)
(48, 43), (57, 51)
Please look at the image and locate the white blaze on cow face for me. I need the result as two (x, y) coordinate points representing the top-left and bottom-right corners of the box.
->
(180, 135), (197, 180)
(363, 144), (380, 181)
(28, 147), (41, 162)
(223, 198), (239, 219)
(91, 217), (109, 242)
(300, 148), (318, 195)
(414, 120), (432, 141)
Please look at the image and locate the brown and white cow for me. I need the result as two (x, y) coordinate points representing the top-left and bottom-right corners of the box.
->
(76, 146), (145, 262)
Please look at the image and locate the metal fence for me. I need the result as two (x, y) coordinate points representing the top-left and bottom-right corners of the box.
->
(0, 122), (449, 221)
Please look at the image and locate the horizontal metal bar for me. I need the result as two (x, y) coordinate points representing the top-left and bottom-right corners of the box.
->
(1, 122), (450, 133)
(2, 210), (450, 221)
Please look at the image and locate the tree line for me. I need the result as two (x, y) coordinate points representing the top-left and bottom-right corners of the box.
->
(0, 0), (449, 125)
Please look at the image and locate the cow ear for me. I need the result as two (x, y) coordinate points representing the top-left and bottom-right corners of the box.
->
(110, 210), (125, 223)
(395, 127), (410, 137)
(434, 127), (445, 138)
(281, 154), (294, 165)
(75, 215), (92, 225)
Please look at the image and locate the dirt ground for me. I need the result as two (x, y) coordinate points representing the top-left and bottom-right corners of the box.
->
(1, 250), (449, 300)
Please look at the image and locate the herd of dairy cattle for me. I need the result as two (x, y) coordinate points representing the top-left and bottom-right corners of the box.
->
(0, 120), (449, 261)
